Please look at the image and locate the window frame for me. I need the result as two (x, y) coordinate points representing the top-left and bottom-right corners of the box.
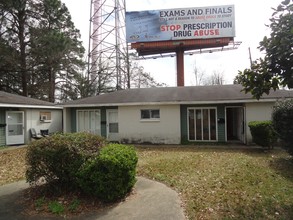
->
(140, 109), (160, 121)
(76, 109), (101, 135)
(40, 111), (52, 122)
(187, 107), (218, 142)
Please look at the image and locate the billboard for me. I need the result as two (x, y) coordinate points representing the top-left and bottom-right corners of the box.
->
(126, 5), (235, 43)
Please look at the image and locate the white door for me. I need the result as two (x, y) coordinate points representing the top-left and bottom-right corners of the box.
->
(6, 111), (24, 145)
(237, 107), (245, 143)
(239, 107), (246, 144)
(107, 109), (119, 141)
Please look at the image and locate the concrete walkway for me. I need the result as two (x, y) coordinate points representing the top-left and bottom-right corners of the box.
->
(0, 177), (185, 220)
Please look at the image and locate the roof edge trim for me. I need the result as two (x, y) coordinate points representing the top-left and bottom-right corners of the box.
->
(0, 104), (63, 109)
(61, 98), (280, 108)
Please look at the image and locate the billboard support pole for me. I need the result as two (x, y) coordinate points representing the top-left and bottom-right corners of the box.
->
(176, 49), (184, 86)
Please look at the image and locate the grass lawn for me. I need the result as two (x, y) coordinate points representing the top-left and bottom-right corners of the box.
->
(1, 145), (293, 219)
(136, 146), (293, 220)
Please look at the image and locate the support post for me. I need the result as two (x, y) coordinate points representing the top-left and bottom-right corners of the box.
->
(176, 49), (184, 86)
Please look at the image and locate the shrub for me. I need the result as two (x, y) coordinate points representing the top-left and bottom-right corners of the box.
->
(26, 132), (107, 189)
(77, 144), (138, 202)
(272, 99), (293, 155)
(248, 121), (277, 149)
(48, 201), (65, 214)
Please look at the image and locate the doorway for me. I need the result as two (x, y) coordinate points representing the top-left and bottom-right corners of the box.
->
(6, 111), (24, 145)
(226, 107), (245, 143)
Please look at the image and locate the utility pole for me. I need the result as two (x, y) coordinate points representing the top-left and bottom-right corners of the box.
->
(248, 47), (253, 67)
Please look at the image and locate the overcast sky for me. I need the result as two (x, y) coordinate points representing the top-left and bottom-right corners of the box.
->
(62, 0), (282, 86)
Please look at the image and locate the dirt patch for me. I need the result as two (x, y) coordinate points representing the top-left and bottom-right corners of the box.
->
(0, 147), (27, 185)
(19, 185), (136, 218)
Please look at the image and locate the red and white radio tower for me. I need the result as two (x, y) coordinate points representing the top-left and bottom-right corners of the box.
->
(88, 0), (129, 93)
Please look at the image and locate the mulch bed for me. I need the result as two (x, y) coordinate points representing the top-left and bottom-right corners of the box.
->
(18, 183), (136, 218)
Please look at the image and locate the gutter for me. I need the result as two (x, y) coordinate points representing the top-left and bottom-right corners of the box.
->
(0, 104), (63, 109)
(60, 98), (280, 108)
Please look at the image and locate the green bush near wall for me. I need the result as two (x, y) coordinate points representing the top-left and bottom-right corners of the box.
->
(77, 144), (138, 202)
(272, 99), (293, 155)
(26, 132), (107, 189)
(26, 133), (138, 202)
(248, 121), (277, 149)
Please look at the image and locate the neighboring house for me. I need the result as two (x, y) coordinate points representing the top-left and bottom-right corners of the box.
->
(0, 91), (63, 145)
(61, 84), (293, 145)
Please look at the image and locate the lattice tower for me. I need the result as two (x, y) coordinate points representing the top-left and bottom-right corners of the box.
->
(88, 0), (129, 92)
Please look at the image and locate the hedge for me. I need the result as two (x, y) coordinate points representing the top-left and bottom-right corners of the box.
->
(248, 121), (277, 149)
(26, 132), (107, 189)
(272, 99), (293, 155)
(77, 144), (138, 202)
(26, 133), (138, 202)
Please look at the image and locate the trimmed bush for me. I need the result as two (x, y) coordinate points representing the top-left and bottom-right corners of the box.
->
(77, 144), (138, 202)
(26, 134), (138, 202)
(26, 132), (107, 189)
(272, 99), (293, 155)
(248, 121), (277, 149)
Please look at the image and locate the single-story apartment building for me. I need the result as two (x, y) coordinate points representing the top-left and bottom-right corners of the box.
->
(0, 91), (63, 145)
(62, 84), (293, 145)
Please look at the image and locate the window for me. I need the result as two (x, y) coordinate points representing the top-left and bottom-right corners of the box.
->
(188, 108), (217, 141)
(77, 110), (101, 135)
(40, 112), (51, 122)
(108, 110), (119, 133)
(141, 109), (160, 120)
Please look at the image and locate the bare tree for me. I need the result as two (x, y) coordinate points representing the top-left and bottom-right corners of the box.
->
(130, 62), (166, 88)
(192, 61), (206, 86)
(203, 70), (225, 85)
